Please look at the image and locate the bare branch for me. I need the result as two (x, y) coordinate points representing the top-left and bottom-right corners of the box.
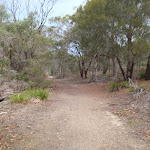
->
(37, 0), (57, 33)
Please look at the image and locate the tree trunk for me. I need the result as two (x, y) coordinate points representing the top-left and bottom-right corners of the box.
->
(103, 61), (108, 75)
(80, 69), (84, 78)
(24, 51), (28, 59)
(90, 60), (97, 82)
(112, 58), (116, 77)
(116, 57), (126, 80)
(145, 55), (150, 80)
(126, 61), (134, 79)
(126, 33), (134, 80)
(84, 70), (88, 78)
(9, 49), (13, 68)
(78, 60), (85, 78)
(60, 66), (62, 77)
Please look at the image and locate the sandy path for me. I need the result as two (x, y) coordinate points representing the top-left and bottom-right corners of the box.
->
(11, 79), (150, 150)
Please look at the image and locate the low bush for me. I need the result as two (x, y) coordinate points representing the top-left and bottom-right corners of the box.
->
(42, 80), (53, 88)
(137, 71), (146, 80)
(10, 91), (31, 103)
(28, 88), (49, 100)
(129, 87), (135, 92)
(10, 88), (49, 103)
(108, 82), (120, 92)
(28, 81), (36, 89)
(120, 81), (129, 88)
(13, 73), (29, 82)
(23, 64), (46, 87)
(108, 81), (130, 92)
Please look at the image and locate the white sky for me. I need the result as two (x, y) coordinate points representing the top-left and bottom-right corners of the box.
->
(50, 0), (86, 17)
(0, 0), (86, 21)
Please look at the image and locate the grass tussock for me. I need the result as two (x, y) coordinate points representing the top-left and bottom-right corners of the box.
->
(108, 82), (120, 92)
(108, 81), (129, 92)
(10, 88), (49, 103)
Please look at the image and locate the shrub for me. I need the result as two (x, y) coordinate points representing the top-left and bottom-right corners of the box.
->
(23, 64), (46, 87)
(28, 88), (49, 100)
(129, 87), (135, 92)
(138, 71), (146, 80)
(13, 73), (29, 82)
(10, 91), (31, 103)
(120, 81), (129, 88)
(28, 81), (36, 89)
(108, 82), (120, 92)
(42, 80), (53, 88)
(141, 61), (147, 67)
(10, 88), (49, 103)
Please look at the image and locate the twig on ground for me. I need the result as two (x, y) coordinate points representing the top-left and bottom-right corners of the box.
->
(128, 78), (147, 99)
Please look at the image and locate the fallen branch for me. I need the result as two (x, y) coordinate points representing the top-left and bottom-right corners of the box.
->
(0, 96), (8, 102)
(128, 78), (146, 99)
(0, 112), (7, 115)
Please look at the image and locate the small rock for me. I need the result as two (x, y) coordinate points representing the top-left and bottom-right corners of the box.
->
(27, 126), (31, 129)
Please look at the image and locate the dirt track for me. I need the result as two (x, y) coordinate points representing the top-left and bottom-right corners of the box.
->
(1, 79), (150, 150)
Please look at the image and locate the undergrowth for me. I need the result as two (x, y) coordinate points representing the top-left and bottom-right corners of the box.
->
(108, 82), (120, 92)
(138, 71), (146, 80)
(108, 81), (129, 92)
(10, 88), (49, 103)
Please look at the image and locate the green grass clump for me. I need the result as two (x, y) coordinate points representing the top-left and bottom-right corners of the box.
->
(120, 81), (129, 88)
(28, 88), (49, 100)
(108, 81), (129, 92)
(129, 87), (135, 92)
(42, 80), (54, 88)
(10, 92), (31, 103)
(108, 82), (120, 92)
(10, 88), (49, 103)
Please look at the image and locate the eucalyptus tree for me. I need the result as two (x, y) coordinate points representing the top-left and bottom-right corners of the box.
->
(48, 16), (78, 78)
(0, 5), (10, 22)
(145, 38), (150, 80)
(71, 0), (150, 80)
(0, 5), (10, 72)
(69, 0), (109, 79)
(0, 10), (51, 72)
(112, 0), (150, 80)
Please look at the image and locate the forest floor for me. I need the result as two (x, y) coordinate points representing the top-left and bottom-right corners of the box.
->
(0, 78), (150, 150)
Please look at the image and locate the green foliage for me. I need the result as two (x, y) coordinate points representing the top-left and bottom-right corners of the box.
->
(0, 57), (10, 74)
(129, 121), (138, 126)
(138, 71), (146, 80)
(139, 84), (149, 90)
(129, 87), (135, 92)
(10, 88), (49, 103)
(0, 5), (9, 22)
(129, 83), (148, 92)
(108, 81), (129, 92)
(13, 73), (29, 82)
(23, 63), (46, 87)
(27, 88), (49, 100)
(1, 0), (150, 81)
(70, 0), (150, 80)
(141, 61), (147, 67)
(42, 80), (53, 88)
(28, 81), (36, 89)
(108, 82), (120, 92)
(120, 81), (129, 88)
(10, 92), (30, 103)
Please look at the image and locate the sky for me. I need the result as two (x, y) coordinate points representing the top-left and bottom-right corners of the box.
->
(50, 0), (86, 17)
(0, 0), (86, 22)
